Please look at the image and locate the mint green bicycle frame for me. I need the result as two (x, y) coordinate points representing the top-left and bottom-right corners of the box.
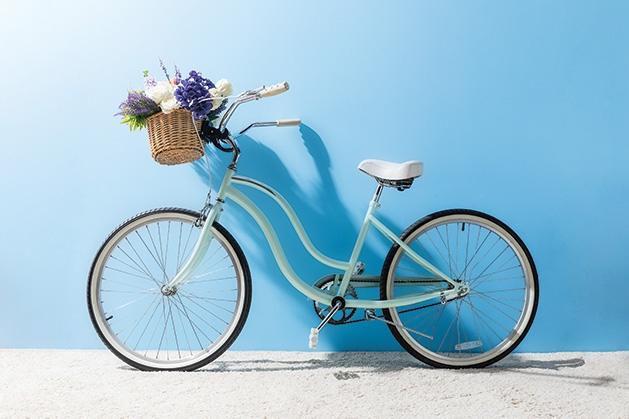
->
(164, 164), (468, 310)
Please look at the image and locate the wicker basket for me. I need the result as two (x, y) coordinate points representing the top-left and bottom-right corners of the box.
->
(146, 109), (205, 165)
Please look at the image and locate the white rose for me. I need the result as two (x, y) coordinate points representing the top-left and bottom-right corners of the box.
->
(160, 97), (180, 114)
(208, 88), (223, 111)
(145, 81), (176, 108)
(214, 79), (233, 97)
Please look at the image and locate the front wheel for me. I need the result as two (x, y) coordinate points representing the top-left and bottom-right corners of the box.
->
(87, 208), (252, 371)
(380, 209), (538, 368)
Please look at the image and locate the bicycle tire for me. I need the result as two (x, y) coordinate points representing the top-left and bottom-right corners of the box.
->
(87, 208), (252, 371)
(380, 209), (538, 368)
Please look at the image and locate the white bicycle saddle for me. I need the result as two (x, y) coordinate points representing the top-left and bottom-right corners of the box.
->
(358, 159), (423, 181)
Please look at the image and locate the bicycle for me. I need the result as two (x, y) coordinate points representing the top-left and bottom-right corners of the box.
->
(87, 82), (539, 371)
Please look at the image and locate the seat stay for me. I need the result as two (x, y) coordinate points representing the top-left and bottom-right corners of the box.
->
(369, 215), (456, 285)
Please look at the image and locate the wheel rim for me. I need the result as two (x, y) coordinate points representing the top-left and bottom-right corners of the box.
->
(89, 211), (248, 370)
(385, 213), (537, 367)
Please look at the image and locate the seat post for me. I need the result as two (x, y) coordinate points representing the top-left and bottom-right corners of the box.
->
(372, 184), (384, 204)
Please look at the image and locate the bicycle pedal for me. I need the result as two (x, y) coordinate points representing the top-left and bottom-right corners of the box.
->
(309, 328), (319, 349)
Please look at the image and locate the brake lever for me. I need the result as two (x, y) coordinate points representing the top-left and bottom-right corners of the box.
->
(239, 119), (301, 135)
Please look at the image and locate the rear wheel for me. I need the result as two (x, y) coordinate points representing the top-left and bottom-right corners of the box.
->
(380, 209), (538, 368)
(87, 208), (251, 371)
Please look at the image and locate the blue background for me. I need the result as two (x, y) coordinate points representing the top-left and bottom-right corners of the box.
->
(0, 1), (627, 352)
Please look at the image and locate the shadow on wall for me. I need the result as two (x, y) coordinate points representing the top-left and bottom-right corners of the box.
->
(190, 124), (400, 350)
(191, 123), (390, 274)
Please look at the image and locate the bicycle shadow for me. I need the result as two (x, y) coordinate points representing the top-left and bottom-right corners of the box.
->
(135, 352), (610, 386)
(117, 352), (619, 388)
(192, 124), (388, 283)
(198, 353), (614, 388)
(191, 124), (395, 350)
(485, 355), (620, 388)
(492, 354), (585, 370)
(193, 352), (423, 375)
(191, 123), (383, 270)
(188, 353), (588, 375)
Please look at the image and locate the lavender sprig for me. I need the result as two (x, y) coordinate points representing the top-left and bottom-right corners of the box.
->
(159, 58), (171, 82)
(174, 64), (182, 84)
(115, 90), (160, 130)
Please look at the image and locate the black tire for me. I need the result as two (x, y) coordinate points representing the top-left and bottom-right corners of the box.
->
(380, 209), (538, 368)
(87, 208), (251, 371)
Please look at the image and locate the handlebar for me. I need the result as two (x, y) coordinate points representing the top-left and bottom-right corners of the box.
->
(200, 81), (298, 154)
(218, 81), (290, 131)
(259, 82), (290, 98)
(276, 118), (301, 127)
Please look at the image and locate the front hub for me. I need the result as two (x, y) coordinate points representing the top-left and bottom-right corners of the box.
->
(161, 284), (177, 296)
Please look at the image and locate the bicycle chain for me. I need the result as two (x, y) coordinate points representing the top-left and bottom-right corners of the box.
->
(328, 277), (457, 325)
(339, 300), (447, 324)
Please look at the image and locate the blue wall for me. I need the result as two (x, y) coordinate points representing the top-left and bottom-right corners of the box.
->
(0, 1), (627, 352)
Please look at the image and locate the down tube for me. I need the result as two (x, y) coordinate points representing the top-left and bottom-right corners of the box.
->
(225, 185), (340, 305)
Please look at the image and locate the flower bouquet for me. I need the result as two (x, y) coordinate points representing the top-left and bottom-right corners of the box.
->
(116, 61), (232, 165)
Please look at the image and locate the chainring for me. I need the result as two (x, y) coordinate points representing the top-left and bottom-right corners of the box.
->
(313, 280), (358, 325)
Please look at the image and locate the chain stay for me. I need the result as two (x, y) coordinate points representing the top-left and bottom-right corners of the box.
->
(312, 273), (456, 325)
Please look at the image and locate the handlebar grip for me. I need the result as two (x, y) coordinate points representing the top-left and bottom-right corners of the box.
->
(259, 82), (290, 98)
(277, 119), (301, 127)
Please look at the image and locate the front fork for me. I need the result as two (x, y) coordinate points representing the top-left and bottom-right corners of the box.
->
(161, 170), (234, 295)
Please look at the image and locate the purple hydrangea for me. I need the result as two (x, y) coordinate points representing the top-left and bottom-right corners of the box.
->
(174, 70), (219, 120)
